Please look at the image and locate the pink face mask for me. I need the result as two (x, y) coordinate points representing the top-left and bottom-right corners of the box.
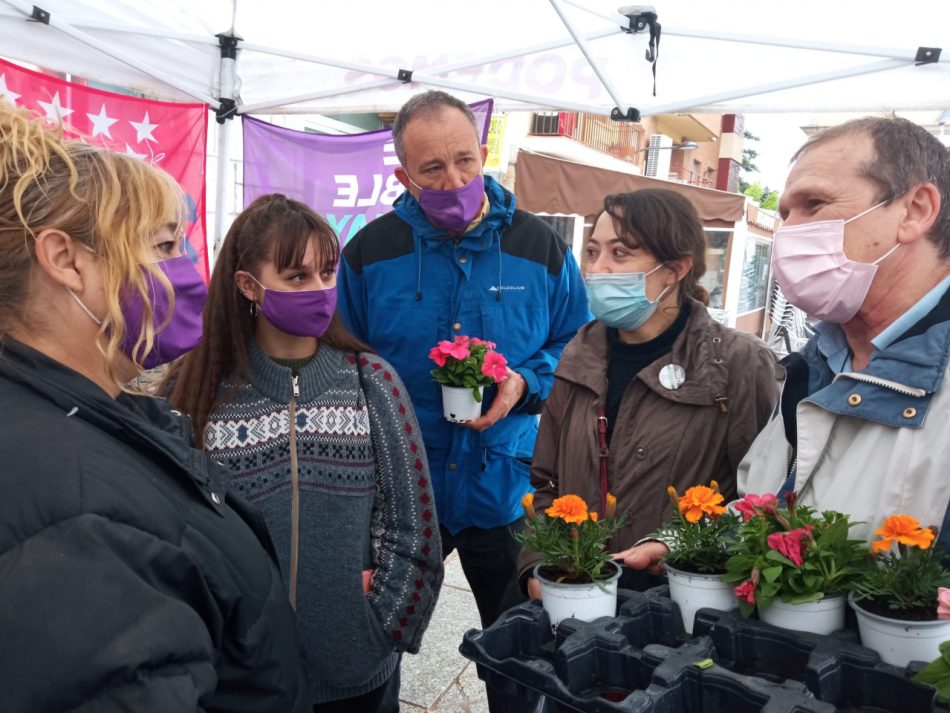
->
(771, 201), (898, 323)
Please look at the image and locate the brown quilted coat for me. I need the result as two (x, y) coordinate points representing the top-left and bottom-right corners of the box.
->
(518, 300), (782, 580)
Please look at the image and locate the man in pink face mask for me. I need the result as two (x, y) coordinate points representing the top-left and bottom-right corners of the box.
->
(737, 116), (950, 554)
(621, 116), (950, 579)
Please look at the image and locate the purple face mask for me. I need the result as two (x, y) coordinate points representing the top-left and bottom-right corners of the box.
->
(120, 255), (208, 369)
(408, 173), (485, 233)
(251, 276), (337, 338)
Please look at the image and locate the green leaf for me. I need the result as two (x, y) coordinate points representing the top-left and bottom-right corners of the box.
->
(784, 591), (824, 605)
(762, 565), (783, 583)
(765, 549), (797, 567)
(913, 646), (950, 704)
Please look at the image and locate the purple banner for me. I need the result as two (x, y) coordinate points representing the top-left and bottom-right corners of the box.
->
(242, 99), (493, 245)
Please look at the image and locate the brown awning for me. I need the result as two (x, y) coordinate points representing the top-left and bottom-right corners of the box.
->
(514, 150), (746, 227)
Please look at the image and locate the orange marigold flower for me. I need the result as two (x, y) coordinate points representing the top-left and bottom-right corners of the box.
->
(605, 493), (617, 519)
(546, 494), (589, 525)
(872, 514), (935, 552)
(521, 492), (536, 520)
(678, 485), (727, 523)
(589, 511), (599, 522)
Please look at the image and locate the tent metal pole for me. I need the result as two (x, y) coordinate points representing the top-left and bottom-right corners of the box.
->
(644, 58), (907, 116)
(212, 118), (232, 263)
(556, 0), (942, 63)
(664, 26), (945, 63)
(0, 0), (220, 106)
(548, 0), (627, 111)
(0, 12), (220, 45)
(236, 26), (618, 114)
(212, 50), (238, 262)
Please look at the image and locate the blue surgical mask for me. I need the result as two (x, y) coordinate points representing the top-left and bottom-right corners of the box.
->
(586, 263), (670, 331)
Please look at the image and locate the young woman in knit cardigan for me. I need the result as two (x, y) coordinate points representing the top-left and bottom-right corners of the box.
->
(170, 193), (443, 713)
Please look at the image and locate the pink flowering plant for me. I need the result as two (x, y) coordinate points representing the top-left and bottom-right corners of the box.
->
(428, 335), (508, 402)
(723, 492), (865, 616)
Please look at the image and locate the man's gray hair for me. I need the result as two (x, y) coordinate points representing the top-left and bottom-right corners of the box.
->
(392, 91), (480, 166)
(793, 116), (950, 258)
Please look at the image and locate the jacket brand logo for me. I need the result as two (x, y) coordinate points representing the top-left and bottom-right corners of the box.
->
(488, 285), (526, 292)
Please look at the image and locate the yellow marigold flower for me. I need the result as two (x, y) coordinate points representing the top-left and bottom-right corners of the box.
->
(589, 511), (599, 522)
(521, 492), (536, 520)
(667, 485), (680, 510)
(872, 514), (935, 552)
(678, 485), (727, 523)
(605, 493), (617, 519)
(546, 494), (589, 525)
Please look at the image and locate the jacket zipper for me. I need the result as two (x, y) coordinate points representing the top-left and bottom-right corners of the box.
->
(832, 371), (927, 398)
(289, 374), (300, 609)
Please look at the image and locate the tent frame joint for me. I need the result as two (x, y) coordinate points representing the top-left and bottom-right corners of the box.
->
(216, 98), (237, 124)
(611, 107), (641, 123)
(30, 5), (49, 24)
(916, 47), (941, 65)
(397, 68), (413, 83)
(216, 32), (241, 59)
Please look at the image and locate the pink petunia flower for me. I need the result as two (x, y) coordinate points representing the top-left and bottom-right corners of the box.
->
(436, 339), (470, 361)
(938, 587), (950, 620)
(766, 525), (814, 568)
(453, 335), (472, 348)
(470, 337), (497, 349)
(481, 351), (509, 382)
(734, 580), (757, 605)
(734, 493), (778, 522)
(428, 345), (448, 367)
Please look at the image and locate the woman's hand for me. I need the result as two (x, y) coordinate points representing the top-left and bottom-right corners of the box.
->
(527, 577), (542, 601)
(362, 568), (374, 594)
(610, 541), (669, 573)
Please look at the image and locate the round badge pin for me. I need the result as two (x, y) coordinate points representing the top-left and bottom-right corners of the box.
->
(659, 363), (686, 390)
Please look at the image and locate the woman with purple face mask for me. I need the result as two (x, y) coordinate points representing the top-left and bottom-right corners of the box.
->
(0, 106), (310, 712)
(170, 194), (443, 713)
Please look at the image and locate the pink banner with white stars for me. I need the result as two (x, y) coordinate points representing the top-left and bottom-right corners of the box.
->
(0, 57), (209, 280)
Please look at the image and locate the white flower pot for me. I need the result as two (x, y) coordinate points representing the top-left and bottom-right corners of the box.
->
(534, 561), (621, 631)
(758, 594), (846, 635)
(665, 566), (738, 634)
(850, 594), (950, 667)
(441, 385), (483, 423)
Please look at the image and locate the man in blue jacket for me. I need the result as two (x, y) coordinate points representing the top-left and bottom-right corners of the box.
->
(338, 91), (590, 636)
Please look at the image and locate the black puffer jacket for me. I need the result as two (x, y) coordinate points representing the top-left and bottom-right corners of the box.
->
(0, 339), (309, 713)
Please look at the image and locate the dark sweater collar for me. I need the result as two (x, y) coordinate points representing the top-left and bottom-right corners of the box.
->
(607, 301), (690, 355)
(247, 338), (352, 404)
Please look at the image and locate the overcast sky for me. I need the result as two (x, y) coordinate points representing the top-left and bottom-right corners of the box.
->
(741, 113), (809, 194)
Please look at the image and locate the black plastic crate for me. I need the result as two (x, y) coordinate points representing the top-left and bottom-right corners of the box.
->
(459, 583), (942, 713)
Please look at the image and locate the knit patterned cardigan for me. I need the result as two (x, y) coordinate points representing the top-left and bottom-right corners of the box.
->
(204, 340), (443, 703)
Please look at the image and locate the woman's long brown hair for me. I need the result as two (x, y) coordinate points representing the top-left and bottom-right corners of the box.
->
(169, 193), (370, 447)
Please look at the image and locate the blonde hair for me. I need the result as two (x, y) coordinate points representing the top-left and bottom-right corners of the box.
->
(0, 103), (184, 383)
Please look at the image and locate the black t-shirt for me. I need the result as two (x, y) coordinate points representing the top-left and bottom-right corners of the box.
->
(605, 302), (690, 443)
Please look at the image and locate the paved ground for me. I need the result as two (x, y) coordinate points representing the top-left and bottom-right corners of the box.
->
(400, 550), (490, 712)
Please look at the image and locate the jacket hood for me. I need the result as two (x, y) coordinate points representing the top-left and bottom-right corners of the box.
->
(556, 300), (731, 406)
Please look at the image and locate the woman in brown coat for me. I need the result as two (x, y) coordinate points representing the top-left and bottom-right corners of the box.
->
(518, 189), (781, 597)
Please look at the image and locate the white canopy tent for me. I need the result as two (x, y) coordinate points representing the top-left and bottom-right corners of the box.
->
(1, 0), (948, 243)
(2, 0), (948, 116)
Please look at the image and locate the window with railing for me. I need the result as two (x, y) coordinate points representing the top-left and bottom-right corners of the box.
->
(668, 168), (714, 188)
(529, 112), (641, 163)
